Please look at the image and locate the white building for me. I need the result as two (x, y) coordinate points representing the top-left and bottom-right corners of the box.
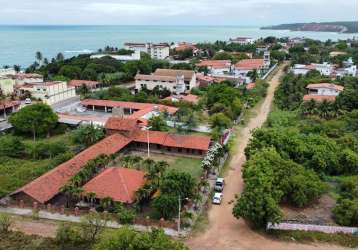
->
(18, 81), (76, 105)
(90, 50), (141, 62)
(135, 69), (196, 94)
(196, 60), (232, 76)
(234, 58), (268, 82)
(124, 42), (170, 60)
(0, 76), (16, 95)
(229, 37), (254, 45)
(291, 63), (333, 76)
(14, 73), (44, 86)
(0, 68), (16, 77)
(306, 83), (344, 96)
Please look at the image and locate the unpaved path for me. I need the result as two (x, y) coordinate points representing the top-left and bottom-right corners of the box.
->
(185, 63), (350, 250)
(11, 219), (58, 238)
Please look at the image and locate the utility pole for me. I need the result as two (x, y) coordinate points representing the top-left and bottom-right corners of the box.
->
(178, 194), (181, 234)
(147, 128), (150, 158)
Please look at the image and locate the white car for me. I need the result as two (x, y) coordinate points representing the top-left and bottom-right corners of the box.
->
(214, 178), (225, 192)
(24, 98), (32, 104)
(76, 106), (87, 113)
(212, 192), (223, 205)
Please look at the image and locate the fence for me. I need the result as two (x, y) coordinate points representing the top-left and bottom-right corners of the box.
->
(261, 63), (278, 80)
(267, 222), (358, 235)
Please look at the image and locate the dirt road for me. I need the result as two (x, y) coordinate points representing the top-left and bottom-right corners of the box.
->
(185, 63), (350, 250)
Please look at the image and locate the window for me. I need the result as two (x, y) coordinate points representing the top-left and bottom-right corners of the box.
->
(178, 148), (182, 153)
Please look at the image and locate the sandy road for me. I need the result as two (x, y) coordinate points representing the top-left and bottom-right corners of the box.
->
(185, 63), (350, 250)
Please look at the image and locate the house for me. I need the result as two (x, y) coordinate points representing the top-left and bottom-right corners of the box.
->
(229, 37), (254, 45)
(303, 83), (344, 102)
(17, 81), (76, 105)
(306, 83), (344, 96)
(90, 50), (141, 62)
(291, 63), (333, 76)
(82, 167), (146, 204)
(234, 58), (268, 81)
(164, 94), (199, 104)
(11, 118), (211, 205)
(124, 42), (170, 60)
(68, 80), (101, 90)
(196, 73), (215, 87)
(196, 60), (232, 76)
(135, 69), (196, 94)
(335, 57), (357, 77)
(246, 83), (256, 90)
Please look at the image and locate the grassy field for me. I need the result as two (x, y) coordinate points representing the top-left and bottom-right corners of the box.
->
(130, 152), (203, 180)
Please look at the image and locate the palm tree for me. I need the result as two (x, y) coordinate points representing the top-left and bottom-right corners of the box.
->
(56, 53), (64, 61)
(35, 51), (43, 65)
(13, 65), (21, 73)
(247, 69), (259, 82)
(100, 197), (113, 211)
(88, 192), (97, 208)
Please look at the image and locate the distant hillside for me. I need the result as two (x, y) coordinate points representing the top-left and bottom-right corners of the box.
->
(261, 21), (358, 34)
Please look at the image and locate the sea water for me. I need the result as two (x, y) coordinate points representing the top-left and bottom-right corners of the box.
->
(0, 25), (357, 68)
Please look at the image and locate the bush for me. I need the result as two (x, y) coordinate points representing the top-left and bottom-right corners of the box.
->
(55, 223), (83, 249)
(333, 198), (358, 226)
(0, 135), (25, 158)
(0, 213), (12, 233)
(116, 205), (136, 224)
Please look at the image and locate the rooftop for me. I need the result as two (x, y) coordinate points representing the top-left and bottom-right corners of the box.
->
(68, 80), (99, 88)
(83, 167), (145, 204)
(196, 60), (231, 69)
(235, 59), (265, 70)
(12, 133), (132, 203)
(306, 83), (344, 92)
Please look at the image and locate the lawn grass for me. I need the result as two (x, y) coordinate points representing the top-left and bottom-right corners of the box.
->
(130, 152), (203, 180)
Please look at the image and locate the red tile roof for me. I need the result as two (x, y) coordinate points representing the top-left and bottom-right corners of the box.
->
(105, 117), (140, 131)
(83, 167), (145, 203)
(235, 59), (265, 70)
(133, 130), (211, 151)
(306, 83), (344, 92)
(197, 60), (231, 69)
(303, 95), (337, 102)
(176, 42), (197, 51)
(12, 134), (132, 204)
(68, 80), (99, 88)
(80, 99), (178, 116)
(0, 100), (20, 109)
(164, 94), (199, 104)
(246, 83), (256, 90)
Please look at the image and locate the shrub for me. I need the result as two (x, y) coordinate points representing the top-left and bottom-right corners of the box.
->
(333, 198), (358, 226)
(116, 205), (136, 224)
(0, 213), (12, 233)
(0, 135), (25, 158)
(152, 194), (178, 220)
(55, 223), (83, 249)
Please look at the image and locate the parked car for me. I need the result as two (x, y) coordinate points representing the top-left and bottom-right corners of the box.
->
(212, 192), (223, 205)
(214, 178), (225, 192)
(76, 105), (87, 113)
(24, 98), (32, 105)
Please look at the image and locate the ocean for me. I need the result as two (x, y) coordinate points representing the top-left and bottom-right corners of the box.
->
(0, 25), (357, 68)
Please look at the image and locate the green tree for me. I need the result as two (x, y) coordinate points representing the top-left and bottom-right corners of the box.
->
(148, 115), (169, 132)
(79, 212), (107, 243)
(153, 194), (178, 219)
(72, 124), (105, 147)
(210, 113), (232, 131)
(35, 51), (43, 65)
(160, 170), (196, 199)
(333, 198), (358, 226)
(9, 103), (58, 141)
(0, 213), (12, 233)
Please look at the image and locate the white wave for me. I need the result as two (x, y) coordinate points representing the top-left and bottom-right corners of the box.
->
(64, 49), (93, 53)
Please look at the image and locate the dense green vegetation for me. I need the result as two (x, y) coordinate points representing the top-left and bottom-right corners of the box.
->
(233, 61), (358, 228)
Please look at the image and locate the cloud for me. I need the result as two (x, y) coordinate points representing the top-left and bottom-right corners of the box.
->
(0, 0), (357, 25)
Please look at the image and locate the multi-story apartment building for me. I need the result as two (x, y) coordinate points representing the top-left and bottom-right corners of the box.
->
(135, 69), (196, 94)
(18, 81), (76, 105)
(124, 42), (170, 59)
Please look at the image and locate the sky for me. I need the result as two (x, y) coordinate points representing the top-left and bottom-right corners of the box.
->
(0, 0), (358, 26)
